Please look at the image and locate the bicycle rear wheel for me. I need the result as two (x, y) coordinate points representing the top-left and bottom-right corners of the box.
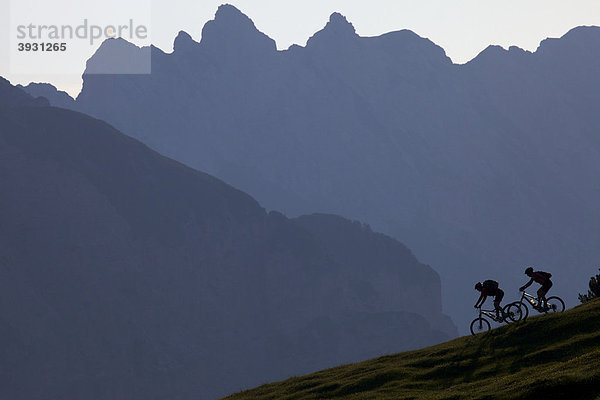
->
(470, 317), (491, 335)
(504, 302), (524, 322)
(545, 296), (565, 313)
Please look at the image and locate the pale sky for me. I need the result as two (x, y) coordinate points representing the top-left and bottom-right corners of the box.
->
(1, 0), (600, 96)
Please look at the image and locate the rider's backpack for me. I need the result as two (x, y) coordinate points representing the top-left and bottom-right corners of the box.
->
(483, 280), (499, 291)
(537, 271), (552, 280)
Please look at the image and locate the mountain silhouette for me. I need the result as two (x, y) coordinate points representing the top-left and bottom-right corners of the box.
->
(1, 77), (49, 107)
(25, 6), (600, 330)
(0, 80), (454, 400)
(18, 82), (75, 109)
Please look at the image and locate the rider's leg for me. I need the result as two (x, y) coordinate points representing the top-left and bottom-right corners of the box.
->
(494, 290), (504, 319)
(538, 281), (552, 308)
(494, 300), (502, 319)
(537, 287), (546, 308)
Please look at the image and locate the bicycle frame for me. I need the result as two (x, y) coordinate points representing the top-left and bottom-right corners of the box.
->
(476, 307), (503, 322)
(518, 291), (564, 315)
(519, 291), (541, 307)
(470, 306), (507, 335)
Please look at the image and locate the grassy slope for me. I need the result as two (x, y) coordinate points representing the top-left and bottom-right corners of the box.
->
(224, 299), (600, 400)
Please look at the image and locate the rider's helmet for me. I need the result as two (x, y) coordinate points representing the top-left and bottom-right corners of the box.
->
(475, 282), (483, 291)
(525, 266), (534, 275)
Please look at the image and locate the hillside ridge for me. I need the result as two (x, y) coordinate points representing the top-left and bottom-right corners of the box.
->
(223, 299), (600, 400)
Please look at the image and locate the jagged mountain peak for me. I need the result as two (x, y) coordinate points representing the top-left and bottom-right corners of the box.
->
(327, 12), (356, 34)
(18, 82), (75, 109)
(93, 37), (137, 53)
(200, 4), (276, 54)
(554, 25), (600, 43)
(173, 30), (198, 53)
(466, 44), (522, 66)
(215, 3), (248, 21)
(0, 76), (49, 107)
(482, 44), (508, 55)
(366, 29), (452, 66)
(537, 25), (600, 54)
(465, 25), (600, 67)
(507, 45), (529, 54)
(307, 11), (358, 47)
(84, 38), (151, 74)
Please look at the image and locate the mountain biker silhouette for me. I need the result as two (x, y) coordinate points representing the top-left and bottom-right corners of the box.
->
(520, 267), (553, 310)
(474, 280), (504, 321)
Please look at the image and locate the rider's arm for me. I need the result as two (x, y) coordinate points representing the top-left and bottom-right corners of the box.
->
(520, 278), (534, 291)
(474, 293), (486, 308)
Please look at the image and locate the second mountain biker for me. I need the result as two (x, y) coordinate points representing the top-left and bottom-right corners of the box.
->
(519, 267), (553, 310)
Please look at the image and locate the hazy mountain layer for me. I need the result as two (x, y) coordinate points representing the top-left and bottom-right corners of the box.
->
(31, 6), (600, 330)
(0, 79), (454, 400)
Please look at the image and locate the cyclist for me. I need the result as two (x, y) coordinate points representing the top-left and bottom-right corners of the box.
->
(474, 280), (505, 321)
(520, 267), (552, 310)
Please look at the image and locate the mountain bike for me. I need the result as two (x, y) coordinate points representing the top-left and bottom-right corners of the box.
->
(470, 303), (523, 335)
(512, 291), (565, 320)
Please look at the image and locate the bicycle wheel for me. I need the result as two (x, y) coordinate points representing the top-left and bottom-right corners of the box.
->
(518, 301), (530, 320)
(504, 302), (524, 322)
(470, 317), (491, 335)
(545, 296), (565, 313)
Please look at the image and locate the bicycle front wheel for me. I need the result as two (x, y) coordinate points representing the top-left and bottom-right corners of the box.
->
(470, 317), (491, 335)
(545, 296), (565, 313)
(504, 302), (524, 322)
(518, 301), (530, 320)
